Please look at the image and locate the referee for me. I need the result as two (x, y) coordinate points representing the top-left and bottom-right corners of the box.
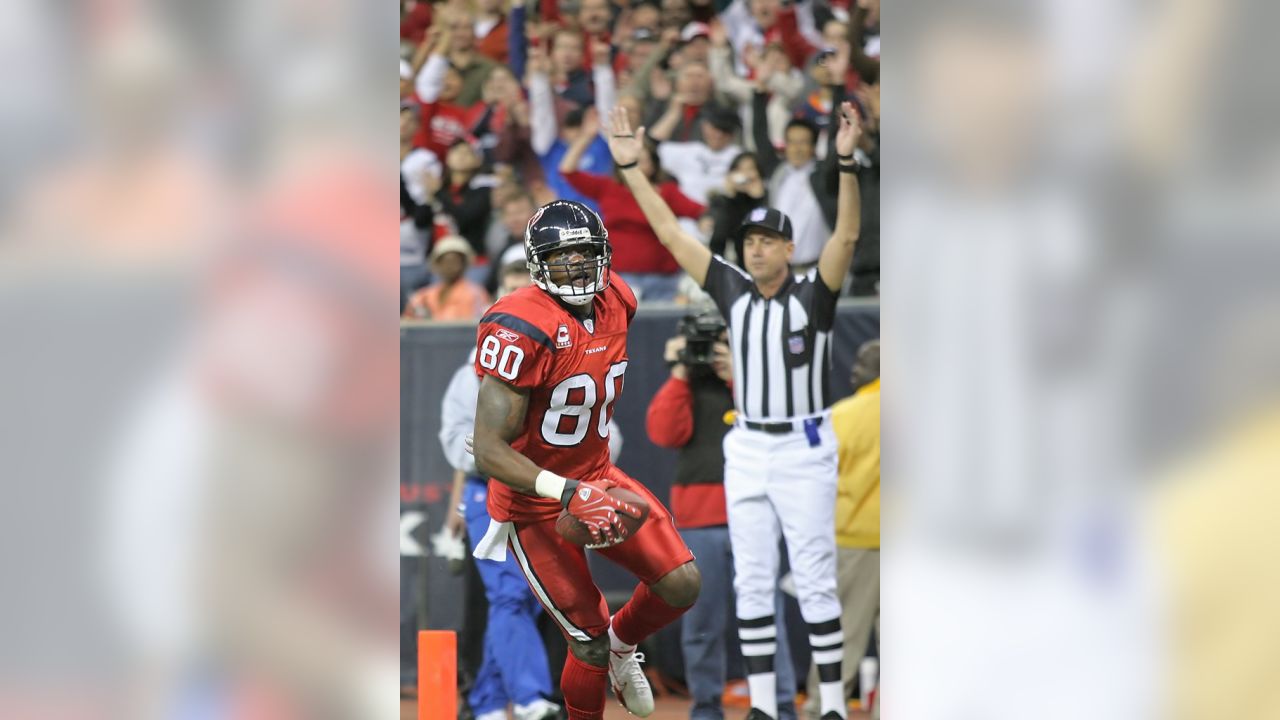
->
(606, 103), (863, 720)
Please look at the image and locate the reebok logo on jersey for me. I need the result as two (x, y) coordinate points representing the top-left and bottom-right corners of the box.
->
(556, 324), (572, 349)
(495, 329), (520, 342)
(585, 346), (607, 354)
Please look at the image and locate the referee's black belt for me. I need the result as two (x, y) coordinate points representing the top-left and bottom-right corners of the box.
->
(738, 416), (824, 434)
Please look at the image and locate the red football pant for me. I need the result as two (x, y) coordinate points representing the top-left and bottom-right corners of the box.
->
(507, 465), (694, 642)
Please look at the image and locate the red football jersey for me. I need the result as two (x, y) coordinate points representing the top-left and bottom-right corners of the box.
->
(475, 276), (638, 522)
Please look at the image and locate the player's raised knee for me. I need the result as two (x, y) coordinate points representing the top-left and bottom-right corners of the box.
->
(569, 633), (610, 667)
(654, 561), (701, 608)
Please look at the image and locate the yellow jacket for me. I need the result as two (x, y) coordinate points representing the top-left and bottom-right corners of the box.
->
(833, 378), (880, 549)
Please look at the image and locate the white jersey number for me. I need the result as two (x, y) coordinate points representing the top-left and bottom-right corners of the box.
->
(542, 361), (628, 447)
(478, 335), (524, 381)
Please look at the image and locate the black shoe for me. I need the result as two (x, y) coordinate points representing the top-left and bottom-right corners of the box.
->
(819, 712), (845, 720)
(745, 710), (777, 720)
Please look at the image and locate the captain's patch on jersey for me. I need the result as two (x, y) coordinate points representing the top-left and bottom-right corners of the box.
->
(555, 324), (572, 349)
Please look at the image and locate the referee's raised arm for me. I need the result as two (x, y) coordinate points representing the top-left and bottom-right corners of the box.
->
(816, 101), (865, 294)
(605, 106), (714, 286)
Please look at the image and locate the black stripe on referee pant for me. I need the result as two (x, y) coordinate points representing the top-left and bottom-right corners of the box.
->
(738, 614), (777, 676)
(808, 617), (844, 683)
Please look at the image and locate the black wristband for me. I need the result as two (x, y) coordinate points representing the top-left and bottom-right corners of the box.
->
(837, 153), (854, 162)
(839, 163), (859, 174)
(560, 479), (580, 507)
(616, 160), (639, 170)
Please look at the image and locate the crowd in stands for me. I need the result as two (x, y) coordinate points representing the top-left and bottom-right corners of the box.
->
(400, 0), (880, 318)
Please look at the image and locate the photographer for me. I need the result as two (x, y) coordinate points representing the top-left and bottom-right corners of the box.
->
(646, 310), (797, 720)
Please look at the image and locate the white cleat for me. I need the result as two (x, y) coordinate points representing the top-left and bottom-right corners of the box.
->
(607, 647), (655, 717)
(513, 698), (562, 720)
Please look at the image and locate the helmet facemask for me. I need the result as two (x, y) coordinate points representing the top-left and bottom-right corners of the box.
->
(528, 239), (612, 306)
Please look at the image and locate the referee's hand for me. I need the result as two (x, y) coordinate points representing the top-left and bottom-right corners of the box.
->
(606, 107), (645, 167)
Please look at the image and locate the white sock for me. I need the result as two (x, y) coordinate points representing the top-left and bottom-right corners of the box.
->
(819, 680), (846, 718)
(809, 618), (846, 718)
(746, 672), (777, 718)
(608, 618), (634, 653)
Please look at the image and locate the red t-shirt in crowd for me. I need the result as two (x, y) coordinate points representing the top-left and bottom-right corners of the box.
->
(562, 170), (705, 274)
(412, 98), (485, 160)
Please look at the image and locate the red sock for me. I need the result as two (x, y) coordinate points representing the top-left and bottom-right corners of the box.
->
(610, 582), (692, 647)
(561, 651), (609, 720)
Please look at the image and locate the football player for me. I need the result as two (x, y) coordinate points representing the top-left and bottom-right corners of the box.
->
(470, 200), (702, 720)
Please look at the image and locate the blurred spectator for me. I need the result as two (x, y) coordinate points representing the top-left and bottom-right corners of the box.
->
(559, 111), (704, 302)
(401, 105), (441, 311)
(473, 0), (511, 64)
(677, 22), (713, 66)
(548, 29), (594, 108)
(660, 0), (694, 32)
(483, 193), (537, 295)
(706, 152), (768, 266)
(401, 59), (416, 101)
(435, 140), (499, 267)
(417, 5), (498, 106)
(721, 0), (817, 76)
(794, 39), (856, 147)
(644, 61), (721, 144)
(625, 4), (661, 38)
(529, 46), (612, 212)
(848, 0), (879, 84)
(411, 24), (488, 160)
(577, 0), (615, 50)
(753, 45), (850, 268)
(401, 174), (436, 313)
(473, 66), (535, 171)
(401, 104), (443, 205)
(803, 339), (879, 720)
(848, 83), (878, 296)
(652, 103), (743, 204)
(404, 237), (492, 321)
(709, 26), (805, 149)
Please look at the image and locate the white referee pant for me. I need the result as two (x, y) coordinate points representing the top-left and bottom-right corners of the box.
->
(724, 419), (840, 622)
(725, 418), (847, 718)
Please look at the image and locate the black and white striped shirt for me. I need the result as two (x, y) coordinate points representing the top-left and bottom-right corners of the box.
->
(703, 257), (839, 422)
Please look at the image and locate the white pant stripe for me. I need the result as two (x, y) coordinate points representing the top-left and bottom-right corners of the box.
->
(739, 626), (777, 641)
(811, 648), (844, 665)
(809, 631), (843, 646)
(509, 532), (592, 642)
(741, 642), (778, 657)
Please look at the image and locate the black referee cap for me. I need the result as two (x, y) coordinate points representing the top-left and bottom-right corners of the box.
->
(738, 207), (794, 242)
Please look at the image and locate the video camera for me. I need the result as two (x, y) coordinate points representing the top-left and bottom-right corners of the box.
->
(676, 311), (727, 366)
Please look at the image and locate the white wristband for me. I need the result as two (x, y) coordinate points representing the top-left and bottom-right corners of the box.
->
(534, 470), (569, 501)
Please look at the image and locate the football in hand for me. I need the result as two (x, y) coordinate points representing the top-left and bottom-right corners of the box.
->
(555, 487), (650, 548)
